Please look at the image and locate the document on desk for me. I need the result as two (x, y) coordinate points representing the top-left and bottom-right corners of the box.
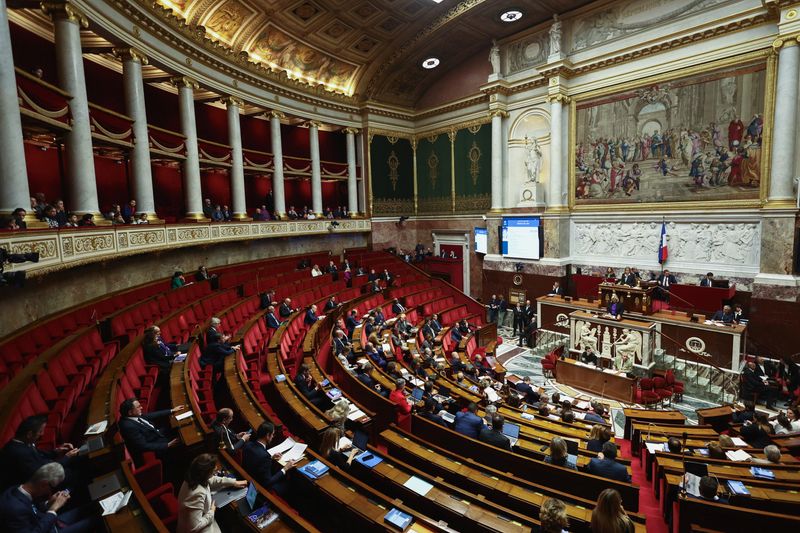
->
(276, 442), (307, 466)
(268, 437), (297, 457)
(99, 490), (132, 516)
(85, 420), (108, 436)
(726, 449), (752, 462)
(682, 473), (701, 497)
(403, 476), (433, 496)
(347, 408), (366, 421)
(729, 437), (748, 447)
(175, 410), (194, 421)
(575, 401), (591, 410)
(645, 442), (669, 454)
(485, 387), (500, 403)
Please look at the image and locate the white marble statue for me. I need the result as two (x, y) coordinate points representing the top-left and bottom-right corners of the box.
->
(489, 39), (501, 75)
(578, 322), (598, 353)
(615, 329), (642, 364)
(524, 136), (542, 183)
(549, 15), (562, 57)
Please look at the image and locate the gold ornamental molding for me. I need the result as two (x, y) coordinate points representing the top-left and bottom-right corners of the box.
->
(546, 94), (571, 104)
(40, 1), (88, 28)
(307, 121), (323, 129)
(220, 96), (244, 108)
(170, 75), (199, 90)
(773, 35), (800, 49)
(268, 110), (285, 120)
(112, 47), (149, 65)
(342, 127), (359, 136)
(488, 110), (509, 119)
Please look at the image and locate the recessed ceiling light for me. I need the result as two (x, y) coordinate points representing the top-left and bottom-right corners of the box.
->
(422, 57), (440, 69)
(500, 10), (523, 22)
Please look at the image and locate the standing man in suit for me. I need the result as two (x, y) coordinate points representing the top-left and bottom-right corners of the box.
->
(242, 422), (296, 497)
(206, 317), (228, 346)
(265, 305), (281, 329)
(515, 376), (541, 404)
(345, 310), (360, 338)
(512, 302), (525, 336)
(487, 294), (500, 324)
(304, 304), (320, 326)
(453, 403), (484, 439)
(498, 295), (508, 327)
(382, 268), (393, 285)
(587, 442), (631, 482)
(118, 398), (182, 466)
(478, 415), (512, 451)
(211, 408), (251, 452)
(279, 298), (294, 319)
(392, 300), (406, 315)
(700, 272), (715, 287)
(0, 415), (79, 490)
(0, 462), (99, 533)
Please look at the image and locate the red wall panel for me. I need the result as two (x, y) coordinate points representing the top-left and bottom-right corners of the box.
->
(84, 60), (125, 113)
(152, 165), (184, 221)
(200, 169), (231, 207)
(143, 84), (181, 132)
(24, 143), (63, 206)
(282, 124), (309, 158)
(245, 176), (271, 211)
(10, 23), (58, 86)
(94, 156), (131, 211)
(241, 115), (271, 151)
(195, 104), (228, 145)
(318, 129), (346, 162)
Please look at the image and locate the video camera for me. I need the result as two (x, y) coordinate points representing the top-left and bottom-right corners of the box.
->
(0, 248), (40, 287)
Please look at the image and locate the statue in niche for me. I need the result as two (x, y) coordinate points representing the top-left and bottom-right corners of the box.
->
(549, 15), (562, 57)
(615, 329), (642, 364)
(578, 322), (598, 353)
(489, 39), (501, 75)
(523, 136), (542, 183)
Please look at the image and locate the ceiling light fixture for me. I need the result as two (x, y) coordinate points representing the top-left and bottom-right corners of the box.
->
(422, 57), (440, 69)
(500, 10), (523, 22)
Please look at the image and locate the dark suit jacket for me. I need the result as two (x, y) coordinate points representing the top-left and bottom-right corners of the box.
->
(515, 382), (540, 404)
(657, 274), (677, 288)
(711, 311), (734, 323)
(551, 285), (565, 294)
(740, 367), (765, 397)
(304, 309), (319, 326)
(265, 312), (281, 329)
(200, 342), (235, 370)
(345, 316), (359, 334)
(587, 458), (630, 482)
(333, 337), (350, 355)
(143, 342), (174, 369)
(0, 441), (57, 489)
(375, 311), (386, 325)
(279, 303), (292, 318)
(419, 412), (448, 427)
(211, 422), (245, 452)
(0, 486), (59, 533)
(478, 427), (512, 451)
(206, 327), (222, 345)
(453, 411), (484, 439)
(119, 410), (172, 465)
(430, 320), (442, 334)
(242, 441), (284, 490)
(324, 300), (338, 312)
(700, 278), (713, 287)
(450, 328), (463, 343)
(392, 302), (405, 314)
(523, 306), (534, 324)
(620, 274), (637, 287)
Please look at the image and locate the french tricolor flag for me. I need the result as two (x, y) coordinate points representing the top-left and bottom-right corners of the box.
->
(658, 222), (668, 264)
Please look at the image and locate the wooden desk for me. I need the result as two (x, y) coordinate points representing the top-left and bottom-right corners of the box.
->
(622, 408), (685, 440)
(556, 358), (636, 403)
(598, 283), (653, 315)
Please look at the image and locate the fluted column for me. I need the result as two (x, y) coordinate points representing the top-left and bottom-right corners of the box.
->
(490, 110), (505, 210)
(0, 0), (30, 215)
(547, 94), (568, 210)
(225, 97), (248, 220)
(768, 37), (800, 206)
(43, 2), (100, 218)
(172, 76), (205, 220)
(115, 47), (156, 217)
(308, 121), (323, 215)
(356, 132), (366, 214)
(269, 111), (286, 217)
(344, 128), (359, 215)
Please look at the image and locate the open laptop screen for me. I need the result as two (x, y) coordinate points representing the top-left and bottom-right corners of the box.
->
(353, 429), (369, 451)
(502, 422), (520, 440)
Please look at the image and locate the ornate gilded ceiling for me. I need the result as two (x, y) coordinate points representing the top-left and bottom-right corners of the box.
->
(151, 0), (594, 107)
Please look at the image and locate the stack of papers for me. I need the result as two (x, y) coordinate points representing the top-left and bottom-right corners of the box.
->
(645, 442), (669, 454)
(347, 408), (366, 421)
(730, 437), (748, 447)
(85, 420), (108, 436)
(575, 401), (591, 410)
(682, 473), (702, 497)
(384, 508), (413, 530)
(726, 449), (752, 462)
(750, 466), (775, 480)
(403, 476), (433, 496)
(175, 411), (194, 421)
(338, 436), (353, 450)
(547, 414), (560, 421)
(99, 491), (132, 516)
(326, 388), (342, 400)
(268, 438), (308, 465)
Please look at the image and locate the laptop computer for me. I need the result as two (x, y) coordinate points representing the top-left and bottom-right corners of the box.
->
(212, 485), (248, 508)
(88, 472), (121, 501)
(237, 482), (259, 516)
(564, 439), (579, 456)
(78, 435), (105, 456)
(502, 422), (521, 447)
(411, 387), (424, 401)
(685, 461), (709, 478)
(352, 428), (370, 452)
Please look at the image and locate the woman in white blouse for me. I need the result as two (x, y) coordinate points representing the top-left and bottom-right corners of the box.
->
(311, 264), (323, 277)
(177, 453), (247, 533)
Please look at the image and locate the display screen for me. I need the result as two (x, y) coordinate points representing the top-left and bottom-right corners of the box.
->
(501, 217), (541, 260)
(474, 228), (488, 254)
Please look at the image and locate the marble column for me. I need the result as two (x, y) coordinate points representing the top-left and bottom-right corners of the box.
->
(490, 110), (504, 210)
(0, 0), (30, 215)
(308, 121), (323, 215)
(172, 76), (205, 219)
(547, 94), (568, 210)
(115, 47), (156, 217)
(768, 38), (800, 205)
(225, 97), (248, 220)
(43, 2), (100, 217)
(356, 132), (366, 214)
(344, 128), (359, 215)
(269, 111), (286, 217)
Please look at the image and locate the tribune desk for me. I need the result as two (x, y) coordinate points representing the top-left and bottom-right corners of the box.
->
(569, 310), (656, 367)
(555, 358), (636, 403)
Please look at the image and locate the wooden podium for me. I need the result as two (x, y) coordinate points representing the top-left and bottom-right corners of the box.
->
(598, 283), (654, 315)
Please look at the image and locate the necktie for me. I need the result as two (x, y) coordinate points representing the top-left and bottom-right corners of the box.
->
(138, 417), (154, 429)
(225, 428), (234, 450)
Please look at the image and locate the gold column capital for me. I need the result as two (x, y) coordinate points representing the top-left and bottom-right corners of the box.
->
(170, 75), (199, 90)
(773, 35), (800, 50)
(488, 109), (509, 119)
(41, 1), (88, 27)
(307, 120), (323, 129)
(112, 47), (149, 65)
(343, 127), (359, 135)
(447, 129), (457, 143)
(269, 110), (286, 120)
(546, 93), (571, 104)
(221, 96), (244, 108)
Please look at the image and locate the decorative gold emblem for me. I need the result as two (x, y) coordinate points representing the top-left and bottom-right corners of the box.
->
(427, 151), (439, 189)
(387, 150), (399, 192)
(468, 141), (482, 186)
(513, 274), (523, 286)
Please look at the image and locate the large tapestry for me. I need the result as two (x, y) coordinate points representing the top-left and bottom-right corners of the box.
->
(369, 134), (414, 216)
(573, 58), (769, 206)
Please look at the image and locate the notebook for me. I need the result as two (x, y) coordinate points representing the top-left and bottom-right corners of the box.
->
(441, 412), (455, 424)
(727, 480), (750, 496)
(502, 422), (521, 447)
(750, 466), (775, 480)
(298, 460), (330, 479)
(384, 508), (413, 530)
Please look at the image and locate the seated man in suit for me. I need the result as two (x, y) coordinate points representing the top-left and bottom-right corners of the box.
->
(549, 281), (565, 295)
(118, 398), (182, 466)
(324, 296), (339, 312)
(711, 305), (734, 323)
(619, 267), (637, 287)
(356, 362), (387, 397)
(370, 279), (382, 293)
(211, 408), (251, 452)
(587, 442), (630, 482)
(332, 329), (352, 355)
(515, 376), (541, 404)
(418, 398), (448, 427)
(304, 304), (320, 326)
(732, 303), (745, 323)
(581, 347), (598, 365)
(606, 294), (625, 320)
(478, 414), (512, 451)
(741, 361), (776, 408)
(279, 298), (294, 318)
(294, 364), (333, 411)
(700, 272), (715, 287)
(696, 475), (728, 503)
(0, 415), (79, 490)
(0, 462), (100, 533)
(374, 308), (386, 326)
(450, 325), (463, 344)
(381, 268), (393, 285)
(392, 300), (406, 315)
(364, 316), (377, 337)
(613, 351), (634, 374)
(429, 313), (442, 334)
(345, 310), (360, 338)
(364, 342), (388, 369)
(242, 422), (296, 497)
(265, 305), (281, 329)
(367, 268), (379, 281)
(394, 313), (412, 338)
(453, 402), (484, 439)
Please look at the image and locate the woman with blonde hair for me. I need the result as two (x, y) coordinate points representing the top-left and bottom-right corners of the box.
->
(325, 399), (350, 428)
(590, 489), (633, 533)
(587, 424), (611, 453)
(540, 497), (569, 532)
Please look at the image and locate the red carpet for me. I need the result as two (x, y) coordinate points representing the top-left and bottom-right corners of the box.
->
(618, 438), (669, 533)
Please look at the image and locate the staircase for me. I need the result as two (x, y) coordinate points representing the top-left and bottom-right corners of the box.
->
(652, 349), (738, 404)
